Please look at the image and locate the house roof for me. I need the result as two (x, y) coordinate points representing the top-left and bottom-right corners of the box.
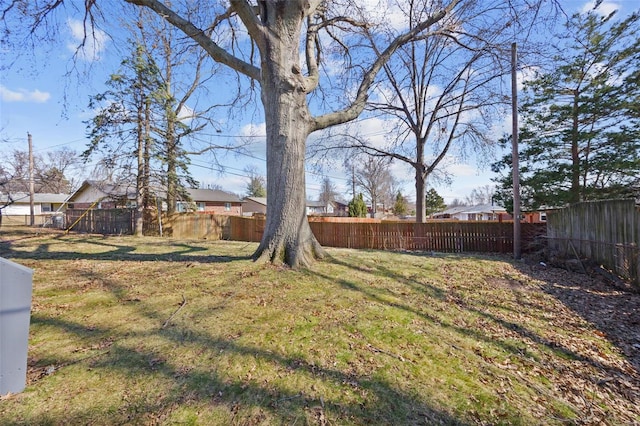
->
(67, 180), (137, 202)
(1, 192), (70, 204)
(184, 188), (242, 203)
(244, 196), (267, 206)
(68, 181), (242, 204)
(434, 204), (507, 216)
(306, 200), (328, 208)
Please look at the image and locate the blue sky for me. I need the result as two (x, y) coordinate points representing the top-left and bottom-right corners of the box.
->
(1, 0), (635, 204)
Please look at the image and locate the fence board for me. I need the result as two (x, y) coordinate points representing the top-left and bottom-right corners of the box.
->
(66, 209), (135, 235)
(547, 199), (639, 287)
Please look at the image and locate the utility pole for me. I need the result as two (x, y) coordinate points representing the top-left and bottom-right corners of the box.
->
(511, 43), (522, 259)
(351, 164), (356, 200)
(28, 132), (35, 226)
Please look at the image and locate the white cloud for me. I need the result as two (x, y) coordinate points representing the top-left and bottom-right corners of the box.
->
(177, 105), (196, 123)
(580, 0), (620, 16)
(239, 122), (266, 137)
(67, 19), (108, 61)
(358, 0), (409, 31)
(0, 85), (50, 103)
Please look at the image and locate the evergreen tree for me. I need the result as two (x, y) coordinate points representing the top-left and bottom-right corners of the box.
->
(392, 191), (408, 216)
(246, 176), (266, 198)
(245, 166), (266, 198)
(493, 11), (640, 210)
(85, 43), (165, 235)
(348, 193), (368, 218)
(425, 188), (446, 216)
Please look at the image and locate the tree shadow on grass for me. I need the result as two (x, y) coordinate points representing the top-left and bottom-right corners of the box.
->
(320, 252), (640, 419)
(22, 308), (466, 425)
(511, 262), (640, 374)
(0, 234), (251, 264)
(322, 253), (597, 362)
(6, 250), (468, 425)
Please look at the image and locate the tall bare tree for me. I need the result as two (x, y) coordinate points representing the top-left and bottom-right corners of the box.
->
(135, 10), (229, 215)
(0, 148), (78, 194)
(353, 156), (396, 218)
(317, 177), (338, 206)
(311, 0), (556, 223)
(464, 185), (495, 205)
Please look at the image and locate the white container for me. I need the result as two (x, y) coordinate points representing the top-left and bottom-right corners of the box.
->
(0, 257), (34, 395)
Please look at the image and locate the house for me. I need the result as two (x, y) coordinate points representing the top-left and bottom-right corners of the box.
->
(66, 181), (136, 210)
(243, 197), (267, 216)
(306, 200), (334, 215)
(240, 197), (339, 216)
(177, 188), (243, 216)
(332, 199), (349, 216)
(0, 192), (69, 215)
(431, 204), (509, 221)
(67, 181), (243, 216)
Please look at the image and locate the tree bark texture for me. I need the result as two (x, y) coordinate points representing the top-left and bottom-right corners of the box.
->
(251, 2), (324, 267)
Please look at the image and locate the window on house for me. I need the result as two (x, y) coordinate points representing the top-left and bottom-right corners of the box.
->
(197, 202), (205, 211)
(540, 212), (547, 222)
(225, 202), (231, 211)
(176, 202), (187, 213)
(41, 203), (53, 213)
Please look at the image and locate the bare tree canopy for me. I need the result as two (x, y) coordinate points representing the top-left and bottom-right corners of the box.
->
(0, 147), (78, 194)
(309, 0), (560, 223)
(3, 0), (559, 266)
(317, 177), (338, 205)
(353, 156), (397, 218)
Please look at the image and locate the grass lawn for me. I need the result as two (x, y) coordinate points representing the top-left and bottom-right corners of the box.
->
(0, 228), (638, 425)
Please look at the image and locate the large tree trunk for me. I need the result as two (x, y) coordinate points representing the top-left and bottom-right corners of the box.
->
(253, 86), (324, 267)
(252, 3), (324, 268)
(415, 166), (426, 223)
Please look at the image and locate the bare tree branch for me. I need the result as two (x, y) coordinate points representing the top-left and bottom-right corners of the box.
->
(125, 0), (261, 80)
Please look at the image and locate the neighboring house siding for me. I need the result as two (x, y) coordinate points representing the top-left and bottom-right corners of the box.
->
(67, 181), (244, 215)
(1, 194), (69, 216)
(3, 204), (37, 215)
(200, 202), (242, 216)
(70, 186), (106, 204)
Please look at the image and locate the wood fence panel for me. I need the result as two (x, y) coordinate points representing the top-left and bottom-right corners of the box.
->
(547, 199), (639, 287)
(66, 209), (134, 235)
(307, 220), (539, 254)
(228, 216), (264, 242)
(65, 210), (545, 256)
(169, 214), (229, 240)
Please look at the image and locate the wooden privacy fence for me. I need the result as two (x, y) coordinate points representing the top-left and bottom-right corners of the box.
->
(225, 215), (545, 254)
(67, 210), (546, 254)
(546, 199), (639, 287)
(66, 209), (135, 235)
(168, 214), (231, 239)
